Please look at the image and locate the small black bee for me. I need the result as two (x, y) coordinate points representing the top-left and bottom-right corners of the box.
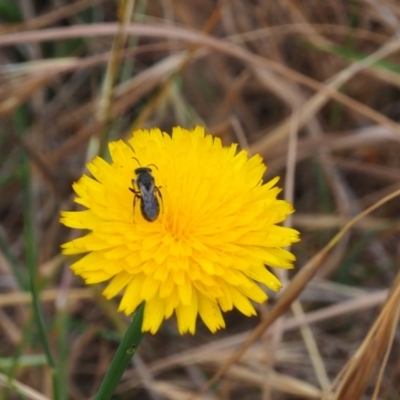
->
(129, 158), (162, 222)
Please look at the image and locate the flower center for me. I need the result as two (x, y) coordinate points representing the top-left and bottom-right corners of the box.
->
(164, 208), (193, 240)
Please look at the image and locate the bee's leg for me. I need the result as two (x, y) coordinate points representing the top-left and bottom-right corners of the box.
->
(133, 194), (137, 222)
(129, 179), (142, 197)
(129, 180), (141, 222)
(129, 179), (140, 193)
(132, 194), (142, 222)
(133, 193), (137, 210)
(155, 186), (164, 214)
(129, 188), (141, 194)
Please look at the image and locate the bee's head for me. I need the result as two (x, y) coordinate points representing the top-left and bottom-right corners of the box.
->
(134, 167), (153, 176)
(132, 157), (158, 175)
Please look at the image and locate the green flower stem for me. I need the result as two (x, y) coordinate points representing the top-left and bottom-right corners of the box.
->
(94, 303), (145, 400)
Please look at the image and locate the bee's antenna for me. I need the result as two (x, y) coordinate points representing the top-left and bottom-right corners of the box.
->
(132, 157), (158, 170)
(132, 157), (142, 167)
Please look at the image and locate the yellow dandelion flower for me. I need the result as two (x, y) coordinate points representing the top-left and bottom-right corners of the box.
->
(60, 126), (300, 334)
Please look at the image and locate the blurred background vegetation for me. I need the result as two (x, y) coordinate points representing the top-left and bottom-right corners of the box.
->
(1, 0), (400, 399)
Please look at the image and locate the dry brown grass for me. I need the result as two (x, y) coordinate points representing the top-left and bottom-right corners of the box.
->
(1, 1), (400, 399)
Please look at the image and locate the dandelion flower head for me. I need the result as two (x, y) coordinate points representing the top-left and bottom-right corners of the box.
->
(60, 127), (300, 334)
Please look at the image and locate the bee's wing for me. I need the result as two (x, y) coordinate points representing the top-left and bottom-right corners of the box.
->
(140, 186), (160, 221)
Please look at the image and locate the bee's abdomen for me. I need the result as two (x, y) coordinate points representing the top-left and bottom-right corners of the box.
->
(141, 198), (160, 221)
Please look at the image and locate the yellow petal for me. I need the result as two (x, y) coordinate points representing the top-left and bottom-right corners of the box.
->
(118, 277), (144, 314)
(103, 272), (132, 299)
(176, 291), (198, 334)
(198, 293), (225, 333)
(142, 297), (166, 334)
